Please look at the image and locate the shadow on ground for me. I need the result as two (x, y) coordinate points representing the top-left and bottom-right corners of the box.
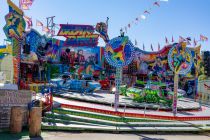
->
(0, 130), (43, 140)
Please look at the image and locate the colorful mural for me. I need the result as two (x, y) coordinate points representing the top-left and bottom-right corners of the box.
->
(60, 46), (102, 75)
(104, 36), (135, 68)
(3, 0), (26, 85)
(57, 24), (99, 47)
(168, 43), (193, 75)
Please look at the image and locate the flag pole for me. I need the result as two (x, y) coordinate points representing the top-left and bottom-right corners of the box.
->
(19, 0), (21, 9)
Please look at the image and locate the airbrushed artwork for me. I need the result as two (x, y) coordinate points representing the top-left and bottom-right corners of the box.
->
(0, 0), (210, 137)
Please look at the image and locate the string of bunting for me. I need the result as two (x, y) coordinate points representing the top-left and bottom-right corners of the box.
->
(141, 35), (208, 52)
(121, 0), (169, 33)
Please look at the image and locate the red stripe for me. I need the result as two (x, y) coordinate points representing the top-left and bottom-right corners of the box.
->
(60, 104), (210, 121)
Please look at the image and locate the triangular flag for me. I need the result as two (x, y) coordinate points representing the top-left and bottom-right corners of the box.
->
(186, 37), (191, 45)
(158, 43), (160, 51)
(200, 34), (208, 42)
(21, 0), (33, 5)
(20, 0), (34, 10)
(42, 26), (50, 33)
(172, 36), (174, 42)
(24, 15), (32, 29)
(36, 20), (43, 26)
(165, 37), (169, 44)
(194, 38), (197, 46)
(151, 44), (154, 51)
(179, 36), (185, 42)
(144, 10), (150, 14)
(154, 2), (160, 7)
(21, 4), (29, 10)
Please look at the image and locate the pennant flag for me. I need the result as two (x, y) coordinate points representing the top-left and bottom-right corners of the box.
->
(143, 43), (145, 50)
(42, 26), (50, 33)
(151, 44), (153, 51)
(21, 4), (29, 10)
(179, 36), (185, 42)
(194, 38), (197, 46)
(200, 34), (208, 42)
(144, 10), (150, 14)
(172, 36), (174, 42)
(154, 2), (160, 7)
(21, 0), (33, 5)
(186, 37), (191, 41)
(36, 20), (43, 26)
(140, 15), (146, 20)
(135, 39), (138, 46)
(158, 43), (160, 51)
(165, 37), (169, 44)
(20, 0), (34, 10)
(24, 16), (32, 29)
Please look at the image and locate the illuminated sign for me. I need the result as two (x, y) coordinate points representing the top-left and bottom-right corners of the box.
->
(57, 24), (99, 46)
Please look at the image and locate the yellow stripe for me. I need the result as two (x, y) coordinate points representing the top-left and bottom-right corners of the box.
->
(7, 0), (23, 16)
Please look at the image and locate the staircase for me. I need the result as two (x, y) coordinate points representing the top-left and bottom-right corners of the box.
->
(42, 107), (210, 132)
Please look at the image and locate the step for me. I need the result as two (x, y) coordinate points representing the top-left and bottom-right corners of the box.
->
(41, 122), (210, 132)
(43, 112), (208, 128)
(52, 108), (170, 123)
(42, 117), (109, 127)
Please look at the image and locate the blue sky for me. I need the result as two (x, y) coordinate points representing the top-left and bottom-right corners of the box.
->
(0, 0), (209, 51)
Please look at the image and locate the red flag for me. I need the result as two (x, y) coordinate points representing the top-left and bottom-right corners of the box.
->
(158, 43), (160, 51)
(200, 34), (208, 41)
(165, 37), (169, 44)
(144, 10), (150, 14)
(36, 20), (43, 26)
(154, 2), (160, 7)
(151, 44), (153, 51)
(172, 36), (174, 42)
(24, 16), (32, 29)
